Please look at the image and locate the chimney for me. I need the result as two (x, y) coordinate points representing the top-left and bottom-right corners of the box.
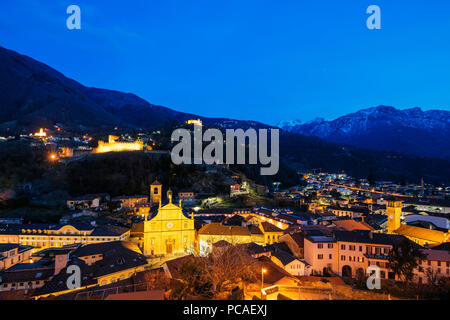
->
(54, 253), (69, 275)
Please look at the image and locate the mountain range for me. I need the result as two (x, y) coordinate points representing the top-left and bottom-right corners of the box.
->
(279, 106), (450, 160)
(1, 46), (450, 184)
(0, 46), (267, 132)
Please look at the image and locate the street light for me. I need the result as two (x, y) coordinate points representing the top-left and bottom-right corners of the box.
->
(261, 268), (266, 299)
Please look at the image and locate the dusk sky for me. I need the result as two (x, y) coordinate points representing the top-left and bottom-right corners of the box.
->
(1, 0), (450, 125)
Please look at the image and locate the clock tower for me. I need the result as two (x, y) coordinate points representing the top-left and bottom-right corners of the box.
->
(143, 187), (195, 257)
(386, 197), (403, 234)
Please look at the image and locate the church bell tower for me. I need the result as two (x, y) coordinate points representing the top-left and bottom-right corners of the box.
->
(150, 180), (162, 204)
(386, 198), (403, 234)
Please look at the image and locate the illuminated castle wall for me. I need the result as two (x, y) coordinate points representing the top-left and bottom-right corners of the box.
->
(185, 119), (203, 126)
(95, 135), (143, 153)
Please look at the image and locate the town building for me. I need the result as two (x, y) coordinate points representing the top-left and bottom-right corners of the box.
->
(198, 223), (265, 255)
(304, 230), (407, 279)
(0, 244), (33, 270)
(415, 249), (450, 284)
(31, 241), (147, 298)
(67, 193), (110, 211)
(142, 190), (195, 257)
(178, 191), (195, 203)
(112, 195), (148, 210)
(0, 223), (130, 250)
(384, 197), (450, 246)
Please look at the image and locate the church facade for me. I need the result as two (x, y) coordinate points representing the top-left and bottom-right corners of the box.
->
(143, 191), (195, 256)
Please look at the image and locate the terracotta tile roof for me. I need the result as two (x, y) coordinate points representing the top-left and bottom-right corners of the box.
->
(260, 222), (284, 233)
(394, 225), (449, 243)
(256, 256), (296, 285)
(163, 255), (194, 279)
(332, 219), (375, 231)
(198, 223), (251, 236)
(289, 233), (305, 247)
(422, 249), (450, 262)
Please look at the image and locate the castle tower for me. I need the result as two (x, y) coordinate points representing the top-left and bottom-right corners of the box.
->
(150, 180), (162, 204)
(386, 197), (403, 234)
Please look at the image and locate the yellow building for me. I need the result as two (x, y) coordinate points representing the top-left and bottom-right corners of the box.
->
(95, 135), (143, 153)
(386, 198), (403, 234)
(143, 191), (195, 256)
(385, 197), (450, 246)
(394, 225), (449, 247)
(197, 223), (265, 255)
(0, 224), (130, 251)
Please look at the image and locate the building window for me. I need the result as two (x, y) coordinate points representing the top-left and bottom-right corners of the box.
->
(341, 255), (346, 261)
(341, 244), (346, 250)
(318, 243), (323, 249)
(328, 244), (333, 249)
(318, 254), (323, 260)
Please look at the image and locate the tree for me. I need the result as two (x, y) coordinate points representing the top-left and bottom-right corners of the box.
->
(169, 255), (207, 300)
(173, 245), (258, 299)
(425, 267), (440, 286)
(201, 245), (258, 294)
(388, 238), (426, 283)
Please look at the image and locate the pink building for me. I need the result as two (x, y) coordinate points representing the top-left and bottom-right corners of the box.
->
(304, 230), (405, 280)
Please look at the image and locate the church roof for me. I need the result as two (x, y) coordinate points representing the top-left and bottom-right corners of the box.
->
(151, 180), (162, 186)
(394, 225), (448, 243)
(161, 202), (181, 210)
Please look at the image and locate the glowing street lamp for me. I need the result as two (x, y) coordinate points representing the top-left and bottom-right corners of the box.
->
(261, 268), (267, 299)
(49, 153), (58, 161)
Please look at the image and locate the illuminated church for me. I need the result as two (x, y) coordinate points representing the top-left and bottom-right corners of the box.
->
(142, 188), (196, 257)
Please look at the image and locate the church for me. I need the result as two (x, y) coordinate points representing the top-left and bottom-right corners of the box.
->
(142, 181), (196, 257)
(386, 197), (449, 247)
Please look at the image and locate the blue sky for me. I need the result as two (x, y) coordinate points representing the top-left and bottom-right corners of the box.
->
(1, 0), (450, 125)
